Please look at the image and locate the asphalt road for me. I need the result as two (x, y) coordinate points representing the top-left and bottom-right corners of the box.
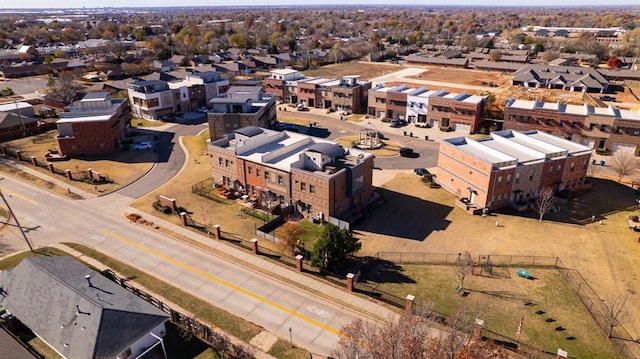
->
(117, 117), (208, 199)
(0, 175), (388, 356)
(279, 110), (440, 169)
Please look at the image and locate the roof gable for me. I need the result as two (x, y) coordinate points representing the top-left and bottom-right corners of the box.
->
(0, 256), (168, 359)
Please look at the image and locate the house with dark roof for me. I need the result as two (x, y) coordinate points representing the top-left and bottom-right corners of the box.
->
(511, 64), (608, 93)
(0, 256), (169, 359)
(209, 126), (374, 221)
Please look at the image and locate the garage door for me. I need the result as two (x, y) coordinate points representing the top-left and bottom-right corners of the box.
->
(610, 143), (637, 154)
(454, 123), (471, 133)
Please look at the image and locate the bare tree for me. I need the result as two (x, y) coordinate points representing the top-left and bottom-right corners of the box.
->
(610, 149), (638, 182)
(46, 70), (82, 105)
(602, 295), (628, 338)
(534, 187), (555, 222)
(586, 162), (602, 178)
(456, 251), (473, 292)
(333, 306), (436, 359)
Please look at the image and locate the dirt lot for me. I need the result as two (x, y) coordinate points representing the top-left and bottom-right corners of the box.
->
(303, 62), (401, 81)
(356, 172), (640, 348)
(2, 130), (154, 195)
(406, 65), (512, 88)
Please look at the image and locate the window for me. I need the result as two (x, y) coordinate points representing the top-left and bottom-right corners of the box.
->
(248, 167), (253, 175)
(256, 169), (261, 177)
(309, 184), (315, 194)
(301, 182), (306, 191)
(225, 159), (229, 167)
(251, 186), (256, 195)
(264, 171), (270, 180)
(515, 173), (520, 184)
(497, 176), (503, 187)
(557, 165), (561, 173)
(278, 175), (283, 185)
(506, 174), (512, 185)
(570, 162), (575, 172)
(218, 157), (223, 166)
(498, 194), (502, 202)
(549, 166), (553, 174)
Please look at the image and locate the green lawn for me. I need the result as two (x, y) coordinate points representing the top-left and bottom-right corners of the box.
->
(130, 118), (166, 128)
(362, 264), (618, 359)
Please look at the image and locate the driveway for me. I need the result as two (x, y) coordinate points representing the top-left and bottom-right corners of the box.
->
(116, 120), (208, 199)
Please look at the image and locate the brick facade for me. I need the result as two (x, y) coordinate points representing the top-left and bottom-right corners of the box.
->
(437, 130), (591, 212)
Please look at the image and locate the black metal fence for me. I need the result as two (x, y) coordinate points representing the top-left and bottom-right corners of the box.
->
(191, 178), (235, 204)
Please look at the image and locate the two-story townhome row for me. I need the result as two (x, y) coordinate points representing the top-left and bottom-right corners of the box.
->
(127, 71), (229, 120)
(368, 84), (486, 134)
(437, 130), (591, 213)
(55, 92), (131, 157)
(504, 98), (640, 155)
(209, 126), (374, 221)
(263, 69), (371, 114)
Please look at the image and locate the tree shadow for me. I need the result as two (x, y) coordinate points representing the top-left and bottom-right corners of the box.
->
(75, 129), (175, 164)
(359, 259), (416, 284)
(355, 188), (452, 240)
(466, 289), (530, 303)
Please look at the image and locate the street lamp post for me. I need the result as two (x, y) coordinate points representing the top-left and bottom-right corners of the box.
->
(289, 327), (293, 347)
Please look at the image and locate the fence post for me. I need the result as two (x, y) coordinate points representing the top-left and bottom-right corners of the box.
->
(47, 163), (54, 173)
(15, 150), (22, 161)
(473, 318), (484, 340)
(405, 294), (414, 314)
(251, 238), (259, 254)
(0, 145), (6, 155)
(65, 169), (72, 181)
(213, 224), (221, 240)
(179, 212), (188, 226)
(296, 255), (303, 272)
(346, 273), (355, 292)
(30, 156), (37, 166)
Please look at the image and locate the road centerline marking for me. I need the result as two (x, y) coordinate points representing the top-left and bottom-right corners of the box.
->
(0, 188), (40, 206)
(98, 227), (340, 335)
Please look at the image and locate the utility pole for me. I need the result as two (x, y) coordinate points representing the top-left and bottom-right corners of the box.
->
(0, 189), (34, 252)
(13, 99), (25, 136)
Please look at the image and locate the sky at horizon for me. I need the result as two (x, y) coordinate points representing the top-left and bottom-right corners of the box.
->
(3, 0), (640, 10)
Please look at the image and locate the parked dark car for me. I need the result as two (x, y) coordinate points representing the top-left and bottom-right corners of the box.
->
(414, 168), (429, 176)
(599, 95), (615, 102)
(399, 147), (414, 157)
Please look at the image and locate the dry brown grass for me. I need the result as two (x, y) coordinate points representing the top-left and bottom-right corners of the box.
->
(303, 62), (400, 80)
(358, 172), (640, 342)
(3, 130), (154, 195)
(131, 131), (270, 243)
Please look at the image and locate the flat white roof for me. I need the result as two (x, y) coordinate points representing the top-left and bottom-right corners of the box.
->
(57, 114), (112, 124)
(445, 137), (517, 167)
(271, 68), (299, 75)
(524, 130), (592, 155)
(0, 102), (32, 112)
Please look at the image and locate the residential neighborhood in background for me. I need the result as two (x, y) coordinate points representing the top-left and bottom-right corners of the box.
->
(2, 4), (640, 359)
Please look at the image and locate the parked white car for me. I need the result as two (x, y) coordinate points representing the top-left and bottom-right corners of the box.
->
(133, 141), (153, 150)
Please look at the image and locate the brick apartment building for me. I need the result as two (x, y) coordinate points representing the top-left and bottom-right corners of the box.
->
(55, 92), (131, 156)
(209, 126), (374, 220)
(127, 71), (229, 120)
(437, 130), (591, 212)
(368, 84), (486, 133)
(263, 68), (305, 103)
(207, 86), (277, 140)
(504, 98), (640, 155)
(264, 69), (371, 113)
